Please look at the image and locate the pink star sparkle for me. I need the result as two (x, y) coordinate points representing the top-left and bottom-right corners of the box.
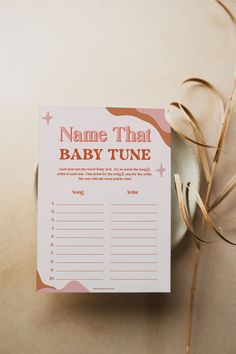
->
(42, 112), (53, 125)
(156, 163), (166, 177)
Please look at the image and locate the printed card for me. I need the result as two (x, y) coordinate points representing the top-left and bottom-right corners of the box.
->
(37, 107), (171, 292)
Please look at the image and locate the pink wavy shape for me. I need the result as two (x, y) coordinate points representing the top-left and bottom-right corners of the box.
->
(38, 280), (89, 293)
(136, 108), (170, 133)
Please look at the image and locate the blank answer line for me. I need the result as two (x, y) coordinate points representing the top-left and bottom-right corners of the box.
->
(110, 278), (158, 281)
(110, 237), (158, 239)
(56, 245), (104, 247)
(56, 229), (104, 231)
(56, 237), (104, 239)
(56, 270), (103, 272)
(110, 212), (158, 215)
(55, 278), (104, 280)
(110, 253), (158, 256)
(111, 229), (158, 231)
(110, 245), (158, 247)
(56, 212), (104, 214)
(56, 253), (104, 256)
(110, 269), (158, 273)
(56, 261), (104, 264)
(111, 261), (158, 264)
(56, 204), (104, 206)
(110, 204), (158, 206)
(111, 220), (158, 223)
(56, 220), (104, 222)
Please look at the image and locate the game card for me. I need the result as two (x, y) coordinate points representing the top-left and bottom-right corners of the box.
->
(37, 107), (171, 292)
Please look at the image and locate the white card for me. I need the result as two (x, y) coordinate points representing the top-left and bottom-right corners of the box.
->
(37, 107), (171, 292)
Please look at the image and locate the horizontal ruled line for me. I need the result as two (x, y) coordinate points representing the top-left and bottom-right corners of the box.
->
(56, 220), (104, 222)
(56, 204), (104, 206)
(110, 278), (158, 281)
(111, 220), (158, 223)
(110, 245), (158, 247)
(110, 269), (158, 273)
(55, 261), (104, 264)
(111, 229), (158, 231)
(56, 245), (104, 247)
(56, 253), (104, 256)
(56, 212), (104, 214)
(110, 237), (158, 239)
(111, 261), (158, 264)
(56, 270), (103, 272)
(56, 237), (104, 239)
(56, 229), (104, 231)
(110, 253), (158, 256)
(110, 204), (158, 206)
(110, 212), (158, 214)
(55, 278), (103, 280)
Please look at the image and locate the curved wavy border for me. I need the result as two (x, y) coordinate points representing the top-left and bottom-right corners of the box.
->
(36, 271), (89, 293)
(106, 107), (171, 146)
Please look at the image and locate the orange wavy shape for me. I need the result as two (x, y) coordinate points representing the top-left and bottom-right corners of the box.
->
(106, 107), (171, 146)
(37, 271), (55, 290)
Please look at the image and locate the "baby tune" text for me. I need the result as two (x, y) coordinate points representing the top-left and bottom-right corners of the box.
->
(60, 148), (151, 160)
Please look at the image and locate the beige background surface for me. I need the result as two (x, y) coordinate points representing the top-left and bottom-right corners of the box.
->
(0, 1), (236, 353)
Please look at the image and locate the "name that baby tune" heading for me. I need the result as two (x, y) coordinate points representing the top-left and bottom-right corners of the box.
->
(59, 126), (152, 161)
